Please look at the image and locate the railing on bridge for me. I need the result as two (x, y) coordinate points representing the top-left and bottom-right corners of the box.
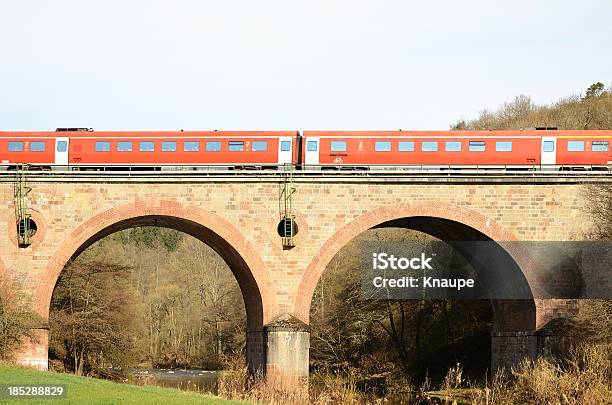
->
(0, 163), (611, 176)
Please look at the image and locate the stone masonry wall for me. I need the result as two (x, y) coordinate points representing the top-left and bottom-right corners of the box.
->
(0, 178), (596, 370)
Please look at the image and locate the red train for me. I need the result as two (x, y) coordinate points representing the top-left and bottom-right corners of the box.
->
(1, 128), (611, 170)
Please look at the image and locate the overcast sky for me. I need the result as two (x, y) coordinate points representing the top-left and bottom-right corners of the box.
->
(1, 1), (610, 131)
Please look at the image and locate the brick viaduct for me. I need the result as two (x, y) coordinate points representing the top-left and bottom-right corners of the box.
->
(0, 171), (609, 387)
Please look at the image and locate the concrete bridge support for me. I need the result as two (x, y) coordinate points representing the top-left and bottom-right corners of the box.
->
(262, 315), (310, 389)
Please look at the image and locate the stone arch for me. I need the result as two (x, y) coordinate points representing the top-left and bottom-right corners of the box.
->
(36, 200), (278, 333)
(295, 201), (537, 332)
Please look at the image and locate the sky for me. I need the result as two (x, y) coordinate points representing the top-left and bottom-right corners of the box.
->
(0, 0), (610, 131)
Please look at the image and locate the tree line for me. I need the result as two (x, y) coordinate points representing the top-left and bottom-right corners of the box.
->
(452, 82), (610, 131)
(47, 229), (245, 375)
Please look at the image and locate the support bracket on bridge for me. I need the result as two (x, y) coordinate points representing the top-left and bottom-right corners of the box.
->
(14, 164), (33, 247)
(279, 164), (297, 249)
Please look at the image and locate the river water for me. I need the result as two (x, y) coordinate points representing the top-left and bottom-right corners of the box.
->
(123, 368), (220, 394)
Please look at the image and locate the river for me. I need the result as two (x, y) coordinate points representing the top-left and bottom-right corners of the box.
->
(122, 368), (220, 394)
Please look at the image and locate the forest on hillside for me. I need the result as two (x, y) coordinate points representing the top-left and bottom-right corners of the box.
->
(452, 82), (610, 131)
(47, 229), (245, 374)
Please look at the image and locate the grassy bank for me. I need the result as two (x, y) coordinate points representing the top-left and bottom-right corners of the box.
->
(0, 365), (247, 405)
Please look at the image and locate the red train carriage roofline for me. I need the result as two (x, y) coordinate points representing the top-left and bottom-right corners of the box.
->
(0, 130), (300, 138)
(1, 129), (611, 137)
(303, 130), (612, 138)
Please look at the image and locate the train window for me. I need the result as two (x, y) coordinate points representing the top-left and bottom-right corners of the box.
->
(184, 141), (200, 152)
(422, 141), (438, 152)
(8, 141), (24, 152)
(375, 141), (391, 152)
(331, 141), (347, 152)
(229, 141), (244, 152)
(280, 141), (292, 151)
(496, 141), (513, 152)
(543, 141), (554, 152)
(398, 141), (414, 152)
(117, 141), (133, 152)
(139, 142), (155, 152)
(95, 141), (111, 152)
(567, 141), (584, 152)
(162, 141), (177, 152)
(206, 141), (221, 152)
(252, 141), (268, 151)
(469, 141), (486, 152)
(57, 141), (67, 152)
(592, 141), (609, 151)
(445, 141), (461, 152)
(375, 141), (392, 152)
(307, 141), (318, 152)
(31, 141), (46, 152)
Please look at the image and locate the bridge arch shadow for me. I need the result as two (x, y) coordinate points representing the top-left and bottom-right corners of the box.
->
(296, 201), (537, 333)
(36, 201), (278, 370)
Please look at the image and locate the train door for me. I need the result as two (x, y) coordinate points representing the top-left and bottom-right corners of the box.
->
(278, 136), (293, 166)
(55, 137), (69, 166)
(541, 136), (556, 166)
(305, 137), (320, 168)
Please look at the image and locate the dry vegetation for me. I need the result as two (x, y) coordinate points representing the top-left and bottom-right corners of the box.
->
(468, 344), (612, 405)
(452, 82), (611, 131)
(211, 343), (611, 404)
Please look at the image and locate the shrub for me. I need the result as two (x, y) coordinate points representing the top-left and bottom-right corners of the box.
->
(470, 344), (612, 405)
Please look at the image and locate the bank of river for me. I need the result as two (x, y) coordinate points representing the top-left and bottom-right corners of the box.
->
(119, 368), (470, 404)
(0, 364), (243, 404)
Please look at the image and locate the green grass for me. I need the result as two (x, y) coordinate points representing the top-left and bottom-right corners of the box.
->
(0, 365), (249, 405)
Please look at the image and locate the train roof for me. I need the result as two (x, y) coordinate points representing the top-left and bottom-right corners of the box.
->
(303, 130), (612, 137)
(0, 130), (610, 138)
(0, 130), (299, 138)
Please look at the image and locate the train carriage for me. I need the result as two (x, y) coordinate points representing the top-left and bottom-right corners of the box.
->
(1, 128), (611, 171)
(302, 130), (612, 169)
(0, 130), (299, 170)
